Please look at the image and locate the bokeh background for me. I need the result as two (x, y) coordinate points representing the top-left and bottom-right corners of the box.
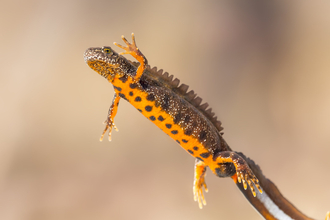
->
(1, 0), (329, 219)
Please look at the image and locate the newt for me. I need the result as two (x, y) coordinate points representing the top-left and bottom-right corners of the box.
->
(84, 33), (263, 209)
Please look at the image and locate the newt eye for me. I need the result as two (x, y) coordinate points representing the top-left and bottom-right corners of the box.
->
(104, 48), (111, 53)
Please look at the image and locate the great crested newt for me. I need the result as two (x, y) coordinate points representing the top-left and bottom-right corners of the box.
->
(84, 33), (264, 211)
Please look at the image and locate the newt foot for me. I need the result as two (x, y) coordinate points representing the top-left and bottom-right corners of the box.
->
(114, 33), (143, 60)
(100, 118), (118, 142)
(193, 160), (208, 209)
(236, 164), (262, 197)
(193, 174), (208, 209)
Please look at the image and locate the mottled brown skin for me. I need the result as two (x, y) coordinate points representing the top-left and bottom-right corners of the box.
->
(84, 34), (262, 209)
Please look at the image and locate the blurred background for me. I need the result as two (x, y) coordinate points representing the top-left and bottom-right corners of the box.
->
(1, 0), (329, 219)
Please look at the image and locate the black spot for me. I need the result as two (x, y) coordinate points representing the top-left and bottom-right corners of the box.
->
(113, 86), (122, 92)
(193, 146), (198, 151)
(165, 124), (172, 129)
(161, 94), (170, 110)
(140, 79), (149, 90)
(129, 83), (138, 89)
(188, 150), (194, 155)
(137, 109), (142, 112)
(182, 139), (188, 143)
(171, 130), (178, 135)
(196, 157), (204, 162)
(129, 91), (133, 96)
(200, 152), (210, 159)
(118, 93), (127, 100)
(176, 140), (180, 144)
(118, 75), (128, 83)
(149, 116), (156, 121)
(146, 94), (155, 101)
(199, 130), (207, 141)
(145, 106), (152, 112)
(135, 96), (142, 102)
(184, 129), (193, 136)
(184, 115), (190, 123)
(174, 112), (182, 124)
(158, 116), (165, 121)
(192, 122), (198, 127)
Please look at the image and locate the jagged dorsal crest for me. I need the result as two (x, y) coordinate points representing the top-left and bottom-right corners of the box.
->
(130, 61), (223, 132)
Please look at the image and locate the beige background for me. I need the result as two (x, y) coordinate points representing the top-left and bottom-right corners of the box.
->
(1, 0), (329, 219)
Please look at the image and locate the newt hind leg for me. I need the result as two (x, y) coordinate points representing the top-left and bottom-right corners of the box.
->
(114, 33), (148, 81)
(211, 151), (263, 197)
(193, 159), (208, 209)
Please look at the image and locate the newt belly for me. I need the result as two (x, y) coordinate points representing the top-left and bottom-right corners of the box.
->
(84, 34), (262, 208)
(110, 75), (221, 162)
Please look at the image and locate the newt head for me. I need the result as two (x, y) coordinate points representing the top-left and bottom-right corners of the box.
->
(84, 46), (130, 81)
(85, 34), (147, 82)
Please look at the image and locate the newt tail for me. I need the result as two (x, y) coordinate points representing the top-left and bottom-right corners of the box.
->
(84, 34), (263, 209)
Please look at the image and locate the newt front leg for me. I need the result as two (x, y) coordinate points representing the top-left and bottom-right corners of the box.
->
(100, 92), (120, 141)
(114, 33), (148, 81)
